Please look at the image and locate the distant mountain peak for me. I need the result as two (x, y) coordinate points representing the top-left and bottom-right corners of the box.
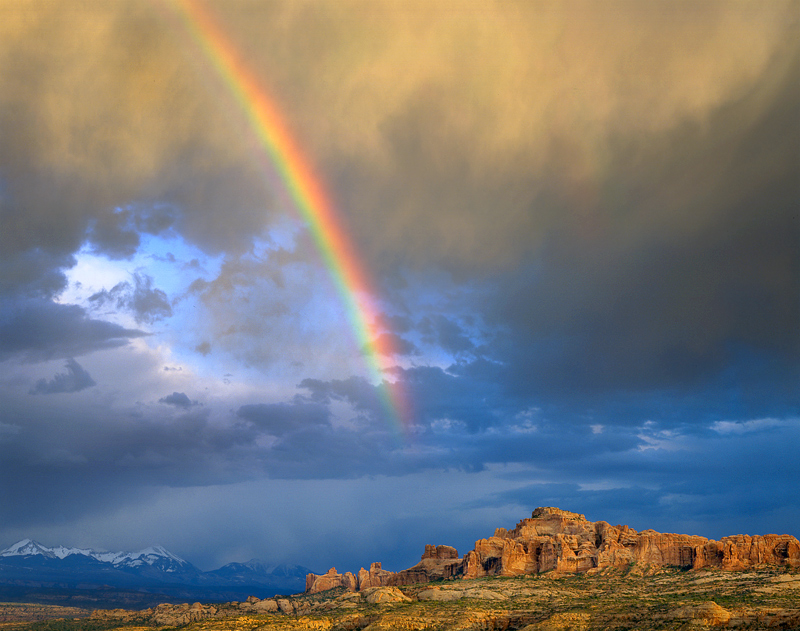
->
(0, 539), (311, 600)
(0, 539), (54, 558)
(0, 539), (188, 568)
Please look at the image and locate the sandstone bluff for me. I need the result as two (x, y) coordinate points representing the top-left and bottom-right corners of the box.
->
(305, 507), (800, 593)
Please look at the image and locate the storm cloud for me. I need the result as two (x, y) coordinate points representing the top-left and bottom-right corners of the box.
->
(0, 299), (146, 361)
(29, 358), (96, 395)
(0, 0), (797, 573)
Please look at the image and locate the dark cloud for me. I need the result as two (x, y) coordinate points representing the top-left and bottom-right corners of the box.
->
(386, 51), (800, 424)
(89, 273), (172, 324)
(384, 315), (414, 335)
(0, 298), (146, 362)
(195, 341), (212, 356)
(159, 392), (198, 408)
(0, 249), (75, 300)
(299, 376), (386, 419)
(3, 365), (797, 541)
(401, 363), (512, 433)
(29, 358), (96, 395)
(479, 421), (800, 541)
(236, 401), (330, 436)
(85, 205), (180, 260)
(0, 1), (274, 310)
(419, 314), (475, 356)
(0, 404), (239, 528)
(0, 0), (797, 576)
(86, 210), (141, 260)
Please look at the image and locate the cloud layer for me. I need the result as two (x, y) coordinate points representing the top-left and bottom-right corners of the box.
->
(0, 0), (797, 572)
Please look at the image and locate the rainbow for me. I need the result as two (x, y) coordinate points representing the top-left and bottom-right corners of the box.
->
(169, 0), (411, 433)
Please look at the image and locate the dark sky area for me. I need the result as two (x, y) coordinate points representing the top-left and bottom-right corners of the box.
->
(0, 0), (798, 573)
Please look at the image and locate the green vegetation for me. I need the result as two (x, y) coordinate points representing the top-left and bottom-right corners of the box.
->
(1, 567), (799, 631)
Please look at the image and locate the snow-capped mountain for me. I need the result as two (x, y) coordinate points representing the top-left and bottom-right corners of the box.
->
(0, 538), (202, 592)
(0, 539), (190, 571)
(0, 539), (313, 605)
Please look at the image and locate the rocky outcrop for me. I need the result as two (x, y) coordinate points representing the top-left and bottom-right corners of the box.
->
(306, 545), (462, 594)
(307, 507), (800, 594)
(147, 602), (218, 626)
(390, 545), (462, 586)
(88, 595), (297, 626)
(463, 507), (800, 577)
(361, 586), (411, 604)
(665, 601), (732, 626)
(305, 562), (395, 594)
(357, 562), (395, 590)
(421, 544), (458, 560)
(305, 567), (357, 593)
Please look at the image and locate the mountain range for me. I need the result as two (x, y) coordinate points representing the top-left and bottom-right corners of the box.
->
(0, 539), (312, 607)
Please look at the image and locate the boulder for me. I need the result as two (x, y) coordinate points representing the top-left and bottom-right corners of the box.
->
(667, 601), (732, 625)
(148, 602), (218, 626)
(361, 586), (411, 604)
(252, 599), (279, 613)
(276, 599), (295, 614)
(416, 588), (463, 601)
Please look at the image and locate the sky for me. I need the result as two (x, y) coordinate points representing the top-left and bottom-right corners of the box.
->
(0, 0), (798, 574)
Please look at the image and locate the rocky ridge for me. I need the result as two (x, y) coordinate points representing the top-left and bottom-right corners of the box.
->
(305, 507), (800, 593)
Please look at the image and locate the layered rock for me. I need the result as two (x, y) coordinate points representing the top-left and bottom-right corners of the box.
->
(306, 545), (461, 593)
(389, 545), (461, 586)
(357, 562), (395, 590)
(306, 561), (396, 594)
(307, 507), (800, 594)
(305, 567), (357, 593)
(463, 507), (800, 577)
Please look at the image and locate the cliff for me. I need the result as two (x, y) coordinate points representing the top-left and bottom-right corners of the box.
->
(463, 507), (800, 577)
(306, 507), (800, 593)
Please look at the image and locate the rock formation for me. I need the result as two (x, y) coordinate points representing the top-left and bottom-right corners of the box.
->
(357, 561), (395, 590)
(463, 507), (800, 577)
(305, 567), (357, 593)
(305, 546), (461, 594)
(389, 544), (462, 586)
(306, 507), (800, 594)
(306, 561), (396, 594)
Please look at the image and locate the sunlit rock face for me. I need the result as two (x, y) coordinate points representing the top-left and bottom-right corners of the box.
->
(390, 545), (462, 587)
(306, 545), (462, 593)
(305, 567), (357, 593)
(306, 562), (395, 594)
(462, 507), (800, 578)
(307, 507), (800, 593)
